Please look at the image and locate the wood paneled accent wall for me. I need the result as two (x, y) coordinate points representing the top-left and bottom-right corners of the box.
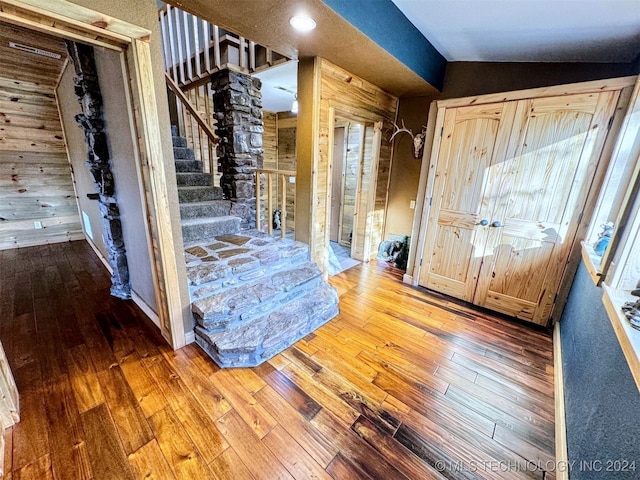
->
(0, 22), (82, 250)
(297, 58), (398, 273)
(261, 111), (296, 229)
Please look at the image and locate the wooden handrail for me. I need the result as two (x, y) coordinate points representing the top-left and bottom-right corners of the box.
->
(165, 73), (218, 146)
(256, 168), (296, 176)
(255, 169), (296, 238)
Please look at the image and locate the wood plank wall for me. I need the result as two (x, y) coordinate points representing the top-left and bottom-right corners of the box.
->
(277, 114), (296, 229)
(0, 22), (82, 250)
(261, 111), (296, 230)
(316, 59), (398, 268)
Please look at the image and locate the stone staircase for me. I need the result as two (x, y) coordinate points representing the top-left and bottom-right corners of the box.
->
(172, 130), (339, 368)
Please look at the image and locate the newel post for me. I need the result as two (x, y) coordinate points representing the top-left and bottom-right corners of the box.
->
(210, 69), (264, 229)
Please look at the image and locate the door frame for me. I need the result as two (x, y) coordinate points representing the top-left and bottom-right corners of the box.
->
(327, 106), (383, 264)
(406, 75), (637, 321)
(2, 0), (189, 348)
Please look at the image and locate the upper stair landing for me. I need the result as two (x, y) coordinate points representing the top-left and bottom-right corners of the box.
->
(159, 3), (291, 90)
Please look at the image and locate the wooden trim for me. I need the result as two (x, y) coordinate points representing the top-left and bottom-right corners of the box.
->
(413, 105), (446, 287)
(585, 81), (640, 277)
(405, 101), (438, 285)
(602, 284), (640, 392)
(255, 168), (296, 176)
(436, 75), (637, 109)
(117, 51), (165, 333)
(580, 242), (603, 286)
(364, 122), (383, 260)
(553, 323), (569, 480)
(5, 0), (148, 39)
(547, 89), (624, 325)
(131, 39), (186, 348)
(294, 57), (321, 247)
(324, 106), (336, 270)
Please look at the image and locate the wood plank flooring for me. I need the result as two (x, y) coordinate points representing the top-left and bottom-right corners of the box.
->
(0, 241), (556, 479)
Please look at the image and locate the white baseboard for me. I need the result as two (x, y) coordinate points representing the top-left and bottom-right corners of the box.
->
(554, 322), (569, 480)
(86, 237), (112, 274)
(131, 290), (160, 328)
(185, 330), (195, 344)
(402, 273), (414, 285)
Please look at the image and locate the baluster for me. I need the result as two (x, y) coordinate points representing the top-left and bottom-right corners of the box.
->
(196, 87), (205, 163)
(267, 172), (273, 235)
(174, 7), (186, 84)
(266, 47), (272, 67)
(213, 25), (221, 69)
(281, 174), (287, 238)
(256, 172), (262, 231)
(239, 36), (246, 70)
(166, 4), (178, 82)
(202, 20), (211, 73)
(193, 14), (201, 77)
(183, 11), (193, 81)
(159, 10), (170, 71)
(249, 40), (256, 72)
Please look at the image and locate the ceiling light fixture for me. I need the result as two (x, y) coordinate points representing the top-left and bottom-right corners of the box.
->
(289, 15), (316, 32)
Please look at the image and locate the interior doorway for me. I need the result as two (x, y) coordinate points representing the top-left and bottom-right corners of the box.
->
(0, 0), (189, 348)
(327, 114), (381, 275)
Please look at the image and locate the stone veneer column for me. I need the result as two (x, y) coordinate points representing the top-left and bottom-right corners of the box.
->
(211, 69), (264, 229)
(66, 41), (131, 299)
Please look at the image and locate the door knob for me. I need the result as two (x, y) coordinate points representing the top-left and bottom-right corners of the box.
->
(491, 220), (503, 228)
(477, 219), (489, 226)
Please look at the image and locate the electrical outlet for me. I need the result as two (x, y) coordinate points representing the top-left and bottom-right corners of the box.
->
(34, 221), (43, 229)
(409, 200), (416, 209)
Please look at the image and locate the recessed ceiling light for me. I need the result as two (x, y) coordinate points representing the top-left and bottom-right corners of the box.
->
(289, 15), (316, 32)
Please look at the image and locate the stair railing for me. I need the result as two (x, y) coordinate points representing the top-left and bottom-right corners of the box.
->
(255, 169), (296, 238)
(166, 73), (219, 186)
(159, 3), (289, 89)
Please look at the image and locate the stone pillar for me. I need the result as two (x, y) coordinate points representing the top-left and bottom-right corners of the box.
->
(66, 41), (131, 300)
(211, 69), (264, 229)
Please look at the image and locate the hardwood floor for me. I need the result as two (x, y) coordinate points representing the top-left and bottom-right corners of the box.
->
(0, 241), (555, 479)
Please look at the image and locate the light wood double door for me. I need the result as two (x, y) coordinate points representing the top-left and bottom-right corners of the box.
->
(419, 91), (619, 325)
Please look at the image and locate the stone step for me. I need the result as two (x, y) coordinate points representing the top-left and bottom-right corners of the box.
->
(195, 282), (339, 367)
(173, 146), (195, 160)
(180, 200), (231, 220)
(181, 216), (240, 243)
(175, 160), (203, 173)
(192, 261), (322, 330)
(184, 232), (310, 291)
(178, 186), (224, 203)
(172, 135), (187, 148)
(176, 172), (212, 187)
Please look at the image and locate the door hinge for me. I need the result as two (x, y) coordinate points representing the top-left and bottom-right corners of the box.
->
(577, 211), (584, 225)
(440, 126), (444, 136)
(607, 116), (614, 130)
(429, 197), (433, 206)
(553, 293), (558, 304)
(419, 258), (423, 266)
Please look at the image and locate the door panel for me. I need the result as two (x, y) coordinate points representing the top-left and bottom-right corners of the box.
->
(420, 103), (516, 302)
(473, 92), (620, 323)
